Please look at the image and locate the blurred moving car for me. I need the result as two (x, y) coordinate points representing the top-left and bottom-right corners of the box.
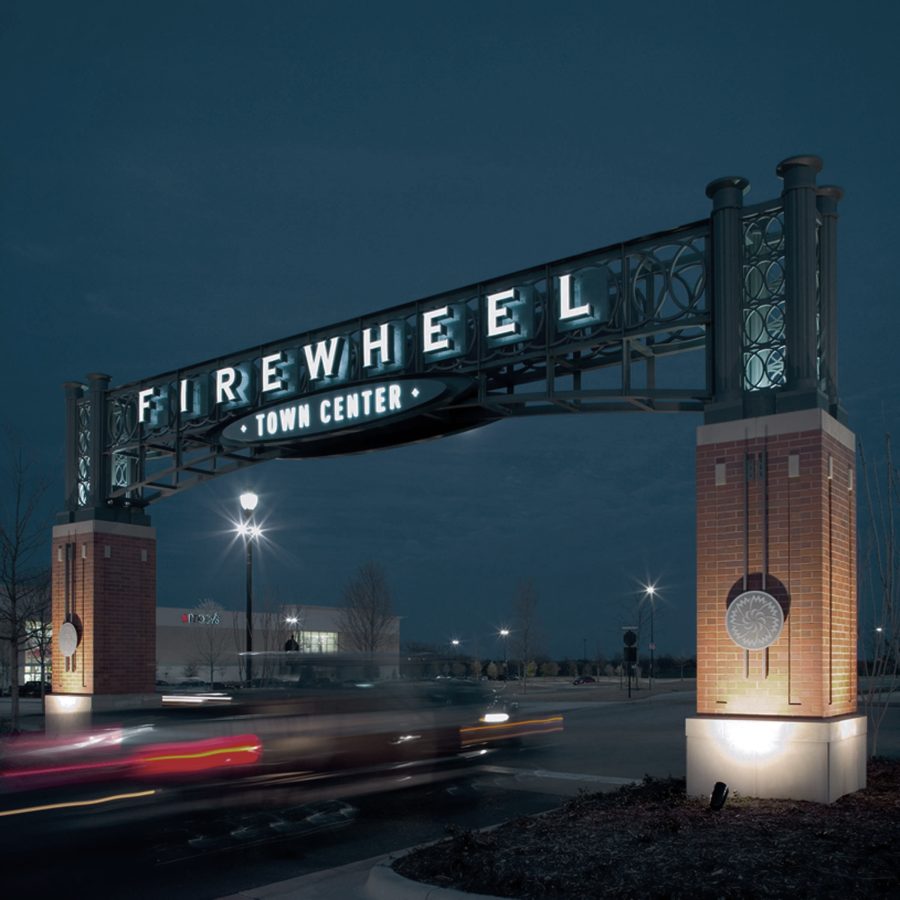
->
(0, 679), (563, 841)
(572, 676), (596, 685)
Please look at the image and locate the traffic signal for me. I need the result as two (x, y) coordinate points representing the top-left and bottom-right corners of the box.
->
(623, 629), (637, 663)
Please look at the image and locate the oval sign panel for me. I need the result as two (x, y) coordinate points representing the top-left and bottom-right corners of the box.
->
(59, 621), (79, 657)
(220, 377), (468, 447)
(725, 590), (784, 651)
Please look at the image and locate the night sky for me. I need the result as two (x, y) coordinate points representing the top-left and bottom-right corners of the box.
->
(3, 1), (899, 660)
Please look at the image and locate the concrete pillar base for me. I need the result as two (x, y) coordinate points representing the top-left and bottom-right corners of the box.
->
(686, 714), (866, 804)
(44, 692), (161, 735)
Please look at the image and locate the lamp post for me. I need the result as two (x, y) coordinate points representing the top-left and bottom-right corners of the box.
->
(643, 583), (657, 691)
(499, 628), (509, 677)
(285, 616), (299, 652)
(239, 491), (259, 686)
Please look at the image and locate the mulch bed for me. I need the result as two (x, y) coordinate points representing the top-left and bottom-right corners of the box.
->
(392, 758), (900, 898)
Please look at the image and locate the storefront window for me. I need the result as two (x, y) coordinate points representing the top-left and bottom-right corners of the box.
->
(297, 630), (338, 653)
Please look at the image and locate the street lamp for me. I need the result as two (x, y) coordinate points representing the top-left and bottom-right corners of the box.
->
(285, 616), (299, 652)
(238, 491), (260, 686)
(643, 583), (657, 691)
(499, 628), (509, 676)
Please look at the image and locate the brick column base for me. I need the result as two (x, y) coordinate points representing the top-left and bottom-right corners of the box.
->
(690, 409), (864, 801)
(50, 518), (158, 729)
(686, 714), (866, 803)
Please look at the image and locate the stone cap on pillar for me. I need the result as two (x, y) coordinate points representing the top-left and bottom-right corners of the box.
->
(776, 154), (823, 188)
(705, 175), (750, 208)
(816, 184), (844, 214)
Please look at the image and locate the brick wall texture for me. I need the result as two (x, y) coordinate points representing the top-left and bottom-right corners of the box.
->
(696, 412), (857, 718)
(51, 521), (157, 695)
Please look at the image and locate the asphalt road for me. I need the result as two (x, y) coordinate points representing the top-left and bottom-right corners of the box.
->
(2, 685), (897, 900)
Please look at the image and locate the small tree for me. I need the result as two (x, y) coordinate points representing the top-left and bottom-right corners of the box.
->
(540, 660), (559, 677)
(230, 610), (246, 683)
(338, 561), (396, 678)
(859, 436), (900, 756)
(511, 578), (540, 693)
(24, 579), (52, 698)
(0, 446), (50, 731)
(255, 600), (290, 683)
(191, 599), (230, 685)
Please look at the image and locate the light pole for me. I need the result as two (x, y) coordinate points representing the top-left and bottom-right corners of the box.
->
(643, 583), (657, 691)
(285, 616), (299, 652)
(239, 491), (259, 686)
(499, 628), (509, 677)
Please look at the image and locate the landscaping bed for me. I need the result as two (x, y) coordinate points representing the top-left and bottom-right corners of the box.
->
(392, 758), (900, 898)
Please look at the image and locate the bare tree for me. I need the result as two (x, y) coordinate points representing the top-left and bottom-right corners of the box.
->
(227, 596), (287, 685)
(190, 599), (230, 685)
(0, 446), (50, 731)
(24, 577), (52, 695)
(512, 578), (540, 693)
(338, 561), (395, 675)
(255, 600), (290, 683)
(859, 436), (900, 756)
(230, 610), (246, 684)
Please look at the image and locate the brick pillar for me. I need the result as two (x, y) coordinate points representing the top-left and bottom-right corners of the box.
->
(696, 409), (856, 717)
(50, 518), (157, 697)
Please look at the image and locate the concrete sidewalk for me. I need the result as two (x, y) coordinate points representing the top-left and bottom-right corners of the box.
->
(217, 849), (501, 900)
(217, 852), (381, 899)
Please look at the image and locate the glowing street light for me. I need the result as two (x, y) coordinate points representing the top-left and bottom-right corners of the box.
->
(499, 628), (510, 675)
(642, 583), (657, 691)
(239, 491), (260, 686)
(285, 615), (300, 652)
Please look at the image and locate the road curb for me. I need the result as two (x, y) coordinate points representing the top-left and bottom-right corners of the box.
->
(365, 857), (503, 900)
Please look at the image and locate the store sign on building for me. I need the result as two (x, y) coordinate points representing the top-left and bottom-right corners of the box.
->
(182, 611), (221, 625)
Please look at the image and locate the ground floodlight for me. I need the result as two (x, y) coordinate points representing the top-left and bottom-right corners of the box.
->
(709, 781), (729, 810)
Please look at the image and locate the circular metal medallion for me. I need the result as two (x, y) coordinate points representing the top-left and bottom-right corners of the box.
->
(725, 590), (784, 650)
(59, 621), (79, 657)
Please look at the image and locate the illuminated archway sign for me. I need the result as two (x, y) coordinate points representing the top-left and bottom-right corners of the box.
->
(220, 377), (474, 448)
(51, 156), (866, 804)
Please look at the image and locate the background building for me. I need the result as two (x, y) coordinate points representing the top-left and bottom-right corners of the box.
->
(156, 604), (400, 684)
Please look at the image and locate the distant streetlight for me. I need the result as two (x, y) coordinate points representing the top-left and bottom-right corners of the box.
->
(643, 583), (657, 691)
(499, 628), (510, 674)
(285, 615), (299, 652)
(238, 491), (260, 686)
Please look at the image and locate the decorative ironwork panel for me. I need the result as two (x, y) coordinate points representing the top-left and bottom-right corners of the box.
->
(742, 207), (786, 391)
(76, 398), (92, 507)
(816, 216), (823, 391)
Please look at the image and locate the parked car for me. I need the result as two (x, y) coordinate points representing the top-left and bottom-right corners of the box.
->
(572, 676), (596, 685)
(19, 681), (52, 697)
